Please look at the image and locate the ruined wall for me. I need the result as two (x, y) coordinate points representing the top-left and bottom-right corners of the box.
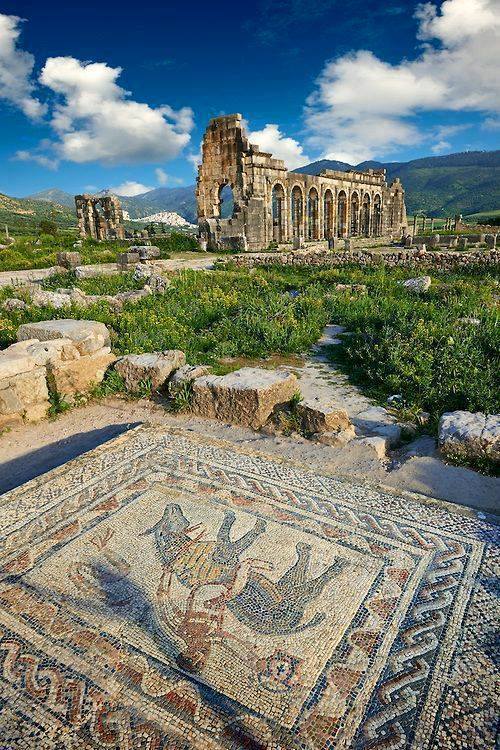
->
(197, 115), (407, 251)
(75, 194), (125, 241)
(223, 249), (499, 271)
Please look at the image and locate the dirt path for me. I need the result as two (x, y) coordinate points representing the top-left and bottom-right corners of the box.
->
(1, 396), (498, 516)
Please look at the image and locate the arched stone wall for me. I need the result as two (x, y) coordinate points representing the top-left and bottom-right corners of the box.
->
(196, 115), (407, 250)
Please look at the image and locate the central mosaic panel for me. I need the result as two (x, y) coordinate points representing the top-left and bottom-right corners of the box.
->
(27, 487), (382, 726)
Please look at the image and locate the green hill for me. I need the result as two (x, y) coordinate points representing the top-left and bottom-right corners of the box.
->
(293, 151), (500, 217)
(19, 149), (500, 226)
(0, 194), (75, 235)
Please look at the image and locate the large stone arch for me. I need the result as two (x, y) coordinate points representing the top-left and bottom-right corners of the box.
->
(290, 184), (304, 241)
(350, 191), (360, 236)
(337, 190), (347, 237)
(360, 192), (371, 236)
(323, 188), (334, 240)
(307, 187), (319, 240)
(271, 182), (286, 243)
(373, 193), (382, 236)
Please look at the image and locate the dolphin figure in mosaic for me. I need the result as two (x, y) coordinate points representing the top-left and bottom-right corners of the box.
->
(227, 542), (347, 635)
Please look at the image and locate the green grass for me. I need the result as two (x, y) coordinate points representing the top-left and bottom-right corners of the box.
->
(1, 263), (497, 443)
(40, 270), (146, 295)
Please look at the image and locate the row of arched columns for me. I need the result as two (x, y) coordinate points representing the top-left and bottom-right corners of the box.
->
(271, 183), (383, 243)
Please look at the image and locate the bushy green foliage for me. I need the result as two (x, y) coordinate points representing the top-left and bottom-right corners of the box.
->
(0, 269), (328, 363)
(1, 263), (497, 433)
(256, 263), (499, 426)
(154, 232), (198, 253)
(41, 270), (145, 295)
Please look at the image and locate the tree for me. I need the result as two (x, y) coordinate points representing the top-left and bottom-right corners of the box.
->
(39, 219), (58, 236)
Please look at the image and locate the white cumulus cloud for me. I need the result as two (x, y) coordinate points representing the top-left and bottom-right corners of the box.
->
(305, 0), (500, 162)
(155, 167), (168, 185)
(0, 14), (46, 119)
(38, 57), (194, 165)
(248, 124), (309, 169)
(108, 181), (152, 196)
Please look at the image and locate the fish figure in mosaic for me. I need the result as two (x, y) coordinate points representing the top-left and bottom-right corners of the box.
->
(227, 542), (347, 634)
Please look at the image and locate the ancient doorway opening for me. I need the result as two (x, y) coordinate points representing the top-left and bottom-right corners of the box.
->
(219, 184), (234, 219)
(373, 195), (382, 236)
(323, 190), (333, 239)
(361, 194), (371, 236)
(272, 184), (286, 243)
(291, 186), (303, 240)
(307, 188), (319, 240)
(350, 192), (360, 236)
(337, 191), (347, 237)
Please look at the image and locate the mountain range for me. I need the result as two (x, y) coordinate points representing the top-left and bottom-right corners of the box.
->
(19, 149), (500, 226)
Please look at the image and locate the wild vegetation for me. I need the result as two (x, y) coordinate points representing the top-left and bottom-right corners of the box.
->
(0, 232), (201, 272)
(1, 263), (498, 435)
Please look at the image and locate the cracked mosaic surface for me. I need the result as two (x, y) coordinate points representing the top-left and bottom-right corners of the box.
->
(0, 426), (498, 749)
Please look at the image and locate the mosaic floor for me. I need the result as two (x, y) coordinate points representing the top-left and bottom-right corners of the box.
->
(0, 427), (498, 750)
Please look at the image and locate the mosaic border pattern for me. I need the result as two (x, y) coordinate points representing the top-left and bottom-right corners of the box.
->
(0, 426), (498, 750)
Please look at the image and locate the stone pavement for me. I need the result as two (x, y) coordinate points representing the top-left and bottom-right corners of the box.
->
(0, 425), (498, 749)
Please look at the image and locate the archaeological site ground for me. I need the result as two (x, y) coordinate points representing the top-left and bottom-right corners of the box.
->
(0, 2), (499, 745)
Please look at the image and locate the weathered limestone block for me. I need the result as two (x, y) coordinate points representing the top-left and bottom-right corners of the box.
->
(438, 411), (500, 463)
(129, 245), (161, 260)
(75, 265), (117, 279)
(31, 289), (72, 309)
(354, 405), (402, 447)
(118, 252), (140, 269)
(57, 251), (81, 269)
(8, 338), (80, 366)
(296, 398), (350, 434)
(2, 298), (28, 311)
(315, 425), (356, 446)
(192, 367), (299, 429)
(115, 351), (186, 392)
(18, 319), (111, 356)
(0, 367), (49, 426)
(169, 364), (212, 393)
(402, 276), (431, 293)
(484, 234), (497, 249)
(0, 348), (37, 380)
(356, 436), (390, 460)
(49, 349), (116, 402)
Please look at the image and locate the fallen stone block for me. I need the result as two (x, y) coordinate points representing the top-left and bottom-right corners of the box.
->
(129, 245), (161, 260)
(402, 276), (431, 293)
(31, 289), (72, 309)
(356, 436), (390, 460)
(75, 265), (117, 279)
(57, 251), (81, 269)
(0, 367), (49, 425)
(9, 338), (80, 366)
(296, 398), (350, 434)
(17, 319), (111, 356)
(169, 364), (212, 391)
(48, 350), (116, 402)
(315, 425), (356, 447)
(115, 351), (186, 392)
(354, 405), (402, 447)
(439, 410), (499, 463)
(192, 367), (299, 429)
(2, 298), (28, 311)
(0, 348), (37, 380)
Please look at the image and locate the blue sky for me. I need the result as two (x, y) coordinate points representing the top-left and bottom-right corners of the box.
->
(1, 0), (499, 197)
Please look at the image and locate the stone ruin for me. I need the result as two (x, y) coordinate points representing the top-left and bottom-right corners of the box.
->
(196, 114), (407, 251)
(75, 194), (125, 240)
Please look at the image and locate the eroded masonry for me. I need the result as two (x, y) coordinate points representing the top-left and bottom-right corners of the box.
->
(75, 194), (125, 240)
(197, 114), (407, 251)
